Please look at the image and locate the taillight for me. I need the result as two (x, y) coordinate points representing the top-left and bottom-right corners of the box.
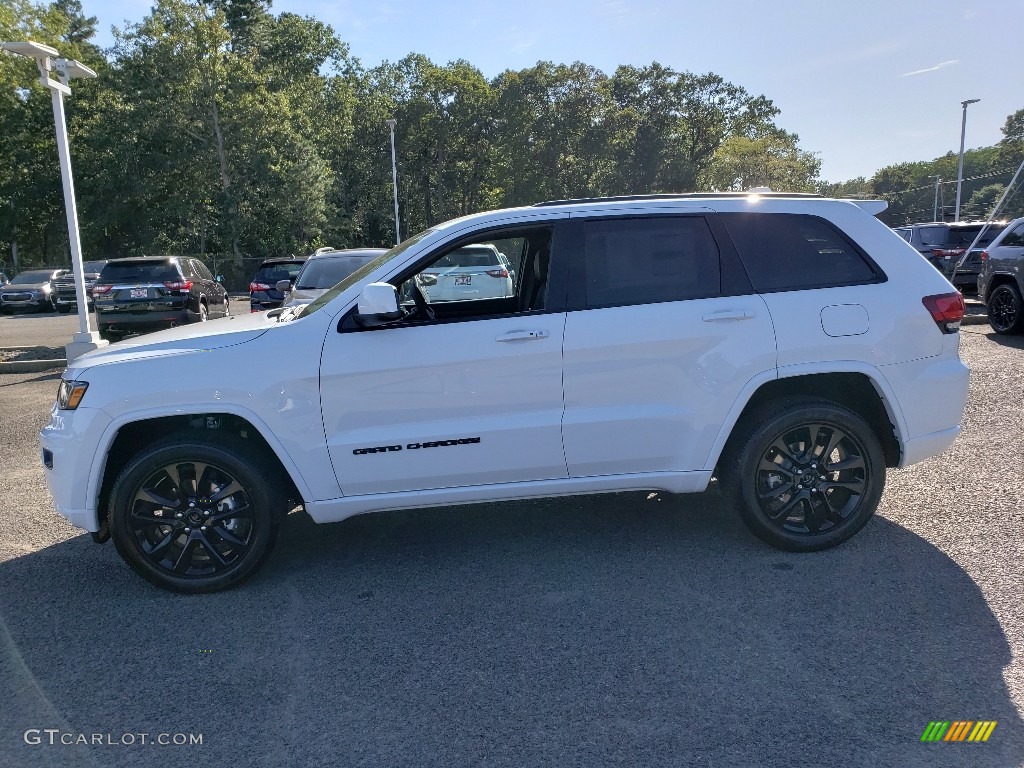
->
(163, 280), (193, 292)
(980, 250), (989, 261)
(91, 285), (112, 296)
(922, 292), (965, 334)
(932, 248), (964, 259)
(485, 268), (509, 278)
(250, 282), (271, 292)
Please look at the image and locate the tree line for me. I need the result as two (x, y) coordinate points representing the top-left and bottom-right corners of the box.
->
(1, 0), (1022, 284)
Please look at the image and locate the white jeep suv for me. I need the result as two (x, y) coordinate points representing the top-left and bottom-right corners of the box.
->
(40, 193), (970, 592)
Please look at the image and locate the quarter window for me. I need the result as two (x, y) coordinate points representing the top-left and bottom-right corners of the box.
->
(1001, 225), (1024, 247)
(582, 216), (721, 308)
(723, 214), (879, 292)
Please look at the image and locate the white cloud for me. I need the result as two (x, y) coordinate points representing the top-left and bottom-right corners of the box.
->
(899, 59), (959, 78)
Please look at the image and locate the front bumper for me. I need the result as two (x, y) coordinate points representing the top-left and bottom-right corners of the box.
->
(1, 295), (51, 311)
(40, 404), (112, 533)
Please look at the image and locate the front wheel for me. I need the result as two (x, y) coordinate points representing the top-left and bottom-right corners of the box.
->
(56, 304), (71, 314)
(722, 398), (885, 552)
(108, 435), (286, 593)
(987, 283), (1024, 335)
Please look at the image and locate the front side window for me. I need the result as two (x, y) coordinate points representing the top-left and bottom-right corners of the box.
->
(394, 227), (552, 320)
(581, 216), (721, 308)
(723, 213), (879, 292)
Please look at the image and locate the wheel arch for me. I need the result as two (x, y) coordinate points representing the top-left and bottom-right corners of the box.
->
(984, 272), (1019, 302)
(709, 368), (904, 476)
(89, 407), (309, 537)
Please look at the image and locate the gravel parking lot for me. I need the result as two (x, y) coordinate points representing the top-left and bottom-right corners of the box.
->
(0, 324), (1022, 767)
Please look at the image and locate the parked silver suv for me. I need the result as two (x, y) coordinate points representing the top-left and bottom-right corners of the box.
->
(977, 217), (1024, 334)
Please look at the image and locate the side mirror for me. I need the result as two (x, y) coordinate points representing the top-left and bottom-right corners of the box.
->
(215, 275), (223, 283)
(355, 282), (402, 327)
(275, 279), (291, 293)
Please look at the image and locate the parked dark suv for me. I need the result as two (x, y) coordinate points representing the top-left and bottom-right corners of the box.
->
(893, 221), (1007, 292)
(249, 258), (305, 311)
(977, 216), (1024, 335)
(93, 256), (229, 341)
(52, 259), (111, 313)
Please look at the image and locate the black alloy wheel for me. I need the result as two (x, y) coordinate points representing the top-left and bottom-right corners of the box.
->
(987, 283), (1023, 335)
(724, 397), (885, 552)
(109, 435), (285, 593)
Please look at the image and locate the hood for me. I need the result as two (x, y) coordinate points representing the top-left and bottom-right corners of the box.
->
(2, 281), (50, 291)
(65, 312), (275, 378)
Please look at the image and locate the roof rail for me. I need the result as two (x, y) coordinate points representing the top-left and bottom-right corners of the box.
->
(532, 192), (823, 207)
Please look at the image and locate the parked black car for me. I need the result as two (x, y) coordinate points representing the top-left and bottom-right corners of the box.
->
(52, 259), (111, 313)
(0, 268), (68, 313)
(893, 221), (1007, 292)
(977, 216), (1024, 335)
(249, 258), (305, 311)
(93, 256), (229, 341)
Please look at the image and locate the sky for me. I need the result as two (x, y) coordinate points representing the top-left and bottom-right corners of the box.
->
(78, 0), (1024, 183)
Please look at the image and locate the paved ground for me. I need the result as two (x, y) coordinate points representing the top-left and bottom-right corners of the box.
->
(0, 311), (81, 347)
(0, 326), (1022, 767)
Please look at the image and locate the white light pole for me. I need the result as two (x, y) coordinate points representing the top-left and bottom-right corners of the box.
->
(0, 40), (106, 360)
(954, 98), (980, 223)
(929, 175), (941, 221)
(386, 119), (400, 246)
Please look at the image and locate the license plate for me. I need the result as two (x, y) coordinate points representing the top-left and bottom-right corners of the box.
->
(454, 275), (472, 286)
(130, 288), (147, 298)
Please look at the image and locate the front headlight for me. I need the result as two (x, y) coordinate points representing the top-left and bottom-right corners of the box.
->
(57, 380), (88, 410)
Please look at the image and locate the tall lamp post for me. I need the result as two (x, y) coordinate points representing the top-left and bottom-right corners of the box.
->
(386, 119), (400, 246)
(954, 98), (980, 222)
(1, 40), (107, 359)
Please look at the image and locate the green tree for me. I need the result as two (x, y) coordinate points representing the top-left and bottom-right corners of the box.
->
(709, 130), (821, 192)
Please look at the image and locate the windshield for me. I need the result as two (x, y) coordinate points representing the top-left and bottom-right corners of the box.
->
(948, 225), (1005, 248)
(296, 252), (384, 290)
(297, 229), (435, 319)
(10, 271), (53, 284)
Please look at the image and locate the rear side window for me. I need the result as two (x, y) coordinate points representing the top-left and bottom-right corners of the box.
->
(1001, 224), (1024, 247)
(99, 261), (180, 283)
(723, 214), (879, 292)
(894, 228), (912, 243)
(582, 216), (721, 308)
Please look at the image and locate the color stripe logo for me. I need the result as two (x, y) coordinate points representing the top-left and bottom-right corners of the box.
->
(920, 721), (997, 742)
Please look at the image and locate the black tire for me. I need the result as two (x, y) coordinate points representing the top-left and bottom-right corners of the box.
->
(721, 397), (885, 552)
(199, 302), (208, 322)
(108, 434), (287, 593)
(987, 283), (1024, 335)
(56, 304), (71, 314)
(99, 329), (119, 343)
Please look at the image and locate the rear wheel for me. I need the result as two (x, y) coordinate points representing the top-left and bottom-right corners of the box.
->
(722, 397), (885, 552)
(56, 304), (71, 313)
(199, 303), (208, 322)
(987, 283), (1024, 335)
(99, 329), (119, 343)
(108, 434), (286, 593)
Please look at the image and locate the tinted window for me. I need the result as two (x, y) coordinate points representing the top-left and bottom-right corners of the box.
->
(296, 257), (373, 289)
(255, 262), (303, 283)
(83, 261), (107, 273)
(100, 261), (180, 283)
(192, 260), (214, 280)
(1001, 225), (1024, 247)
(919, 227), (948, 247)
(894, 228), (912, 243)
(947, 225), (1005, 248)
(724, 214), (878, 292)
(582, 217), (720, 308)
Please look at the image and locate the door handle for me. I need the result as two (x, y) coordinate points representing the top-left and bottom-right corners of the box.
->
(496, 329), (549, 342)
(702, 310), (754, 322)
